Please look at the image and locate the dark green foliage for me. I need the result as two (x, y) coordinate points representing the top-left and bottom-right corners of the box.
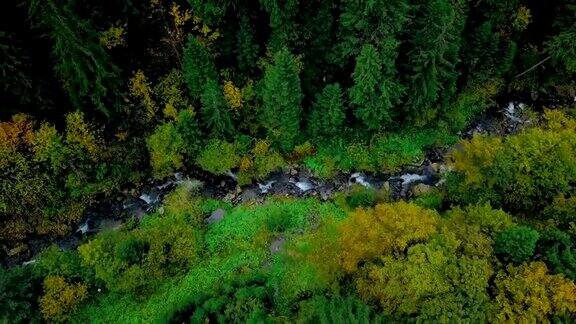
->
(170, 274), (273, 323)
(35, 245), (88, 280)
(116, 237), (149, 265)
(259, 0), (299, 51)
(200, 79), (233, 138)
(537, 229), (576, 280)
(176, 109), (202, 159)
(463, 22), (518, 82)
(547, 30), (576, 74)
(543, 195), (576, 228)
(296, 296), (386, 323)
(28, 0), (120, 116)
(346, 185), (377, 209)
(259, 48), (303, 150)
(308, 83), (345, 138)
(187, 0), (232, 25)
(183, 36), (217, 100)
(0, 266), (41, 323)
(236, 15), (260, 73)
(335, 0), (410, 63)
(404, 0), (466, 125)
(350, 44), (403, 130)
(0, 32), (33, 109)
(495, 226), (540, 263)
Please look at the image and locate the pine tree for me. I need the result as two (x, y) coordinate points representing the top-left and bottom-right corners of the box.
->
(259, 0), (300, 52)
(335, 0), (410, 63)
(350, 43), (403, 130)
(183, 36), (217, 100)
(309, 83), (346, 138)
(404, 0), (466, 125)
(28, 0), (119, 116)
(236, 15), (260, 73)
(259, 48), (303, 150)
(200, 79), (233, 138)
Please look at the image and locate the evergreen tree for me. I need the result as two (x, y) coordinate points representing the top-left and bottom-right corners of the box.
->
(404, 0), (466, 125)
(335, 0), (410, 64)
(236, 15), (260, 73)
(183, 36), (217, 100)
(28, 0), (119, 116)
(308, 83), (346, 138)
(259, 49), (303, 150)
(350, 44), (403, 130)
(200, 79), (233, 138)
(259, 0), (300, 51)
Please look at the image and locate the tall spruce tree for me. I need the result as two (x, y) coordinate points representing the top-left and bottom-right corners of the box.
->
(201, 79), (233, 138)
(308, 83), (346, 138)
(404, 0), (466, 125)
(350, 43), (404, 130)
(28, 0), (119, 116)
(259, 48), (303, 150)
(183, 36), (218, 100)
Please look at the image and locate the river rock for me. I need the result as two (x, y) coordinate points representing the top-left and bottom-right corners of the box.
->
(269, 236), (285, 254)
(412, 183), (433, 196)
(383, 181), (390, 192)
(206, 208), (226, 224)
(240, 189), (259, 202)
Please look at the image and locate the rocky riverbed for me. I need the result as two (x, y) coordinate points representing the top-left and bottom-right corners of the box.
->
(4, 97), (542, 267)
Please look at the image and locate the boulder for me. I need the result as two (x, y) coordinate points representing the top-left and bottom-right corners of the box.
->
(411, 183), (434, 196)
(206, 208), (226, 224)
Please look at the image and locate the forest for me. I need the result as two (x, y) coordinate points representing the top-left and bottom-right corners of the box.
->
(1, 0), (576, 322)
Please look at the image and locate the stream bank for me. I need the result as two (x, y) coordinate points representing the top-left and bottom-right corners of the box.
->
(3, 97), (544, 267)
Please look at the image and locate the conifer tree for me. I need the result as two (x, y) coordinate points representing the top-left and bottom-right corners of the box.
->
(259, 0), (300, 51)
(28, 0), (119, 116)
(350, 44), (403, 130)
(183, 36), (217, 100)
(200, 79), (233, 138)
(404, 0), (466, 125)
(335, 0), (410, 63)
(236, 15), (260, 73)
(308, 83), (346, 138)
(259, 48), (303, 150)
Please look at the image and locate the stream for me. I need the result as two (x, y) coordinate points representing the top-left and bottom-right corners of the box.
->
(4, 97), (546, 267)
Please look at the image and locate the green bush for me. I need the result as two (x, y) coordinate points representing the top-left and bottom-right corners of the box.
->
(147, 123), (186, 178)
(196, 139), (239, 175)
(0, 266), (41, 323)
(537, 229), (576, 280)
(495, 226), (540, 263)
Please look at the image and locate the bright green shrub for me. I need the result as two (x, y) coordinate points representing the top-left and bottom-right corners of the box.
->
(196, 139), (239, 175)
(147, 122), (186, 178)
(78, 213), (203, 294)
(116, 237), (149, 265)
(170, 274), (273, 323)
(345, 185), (377, 209)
